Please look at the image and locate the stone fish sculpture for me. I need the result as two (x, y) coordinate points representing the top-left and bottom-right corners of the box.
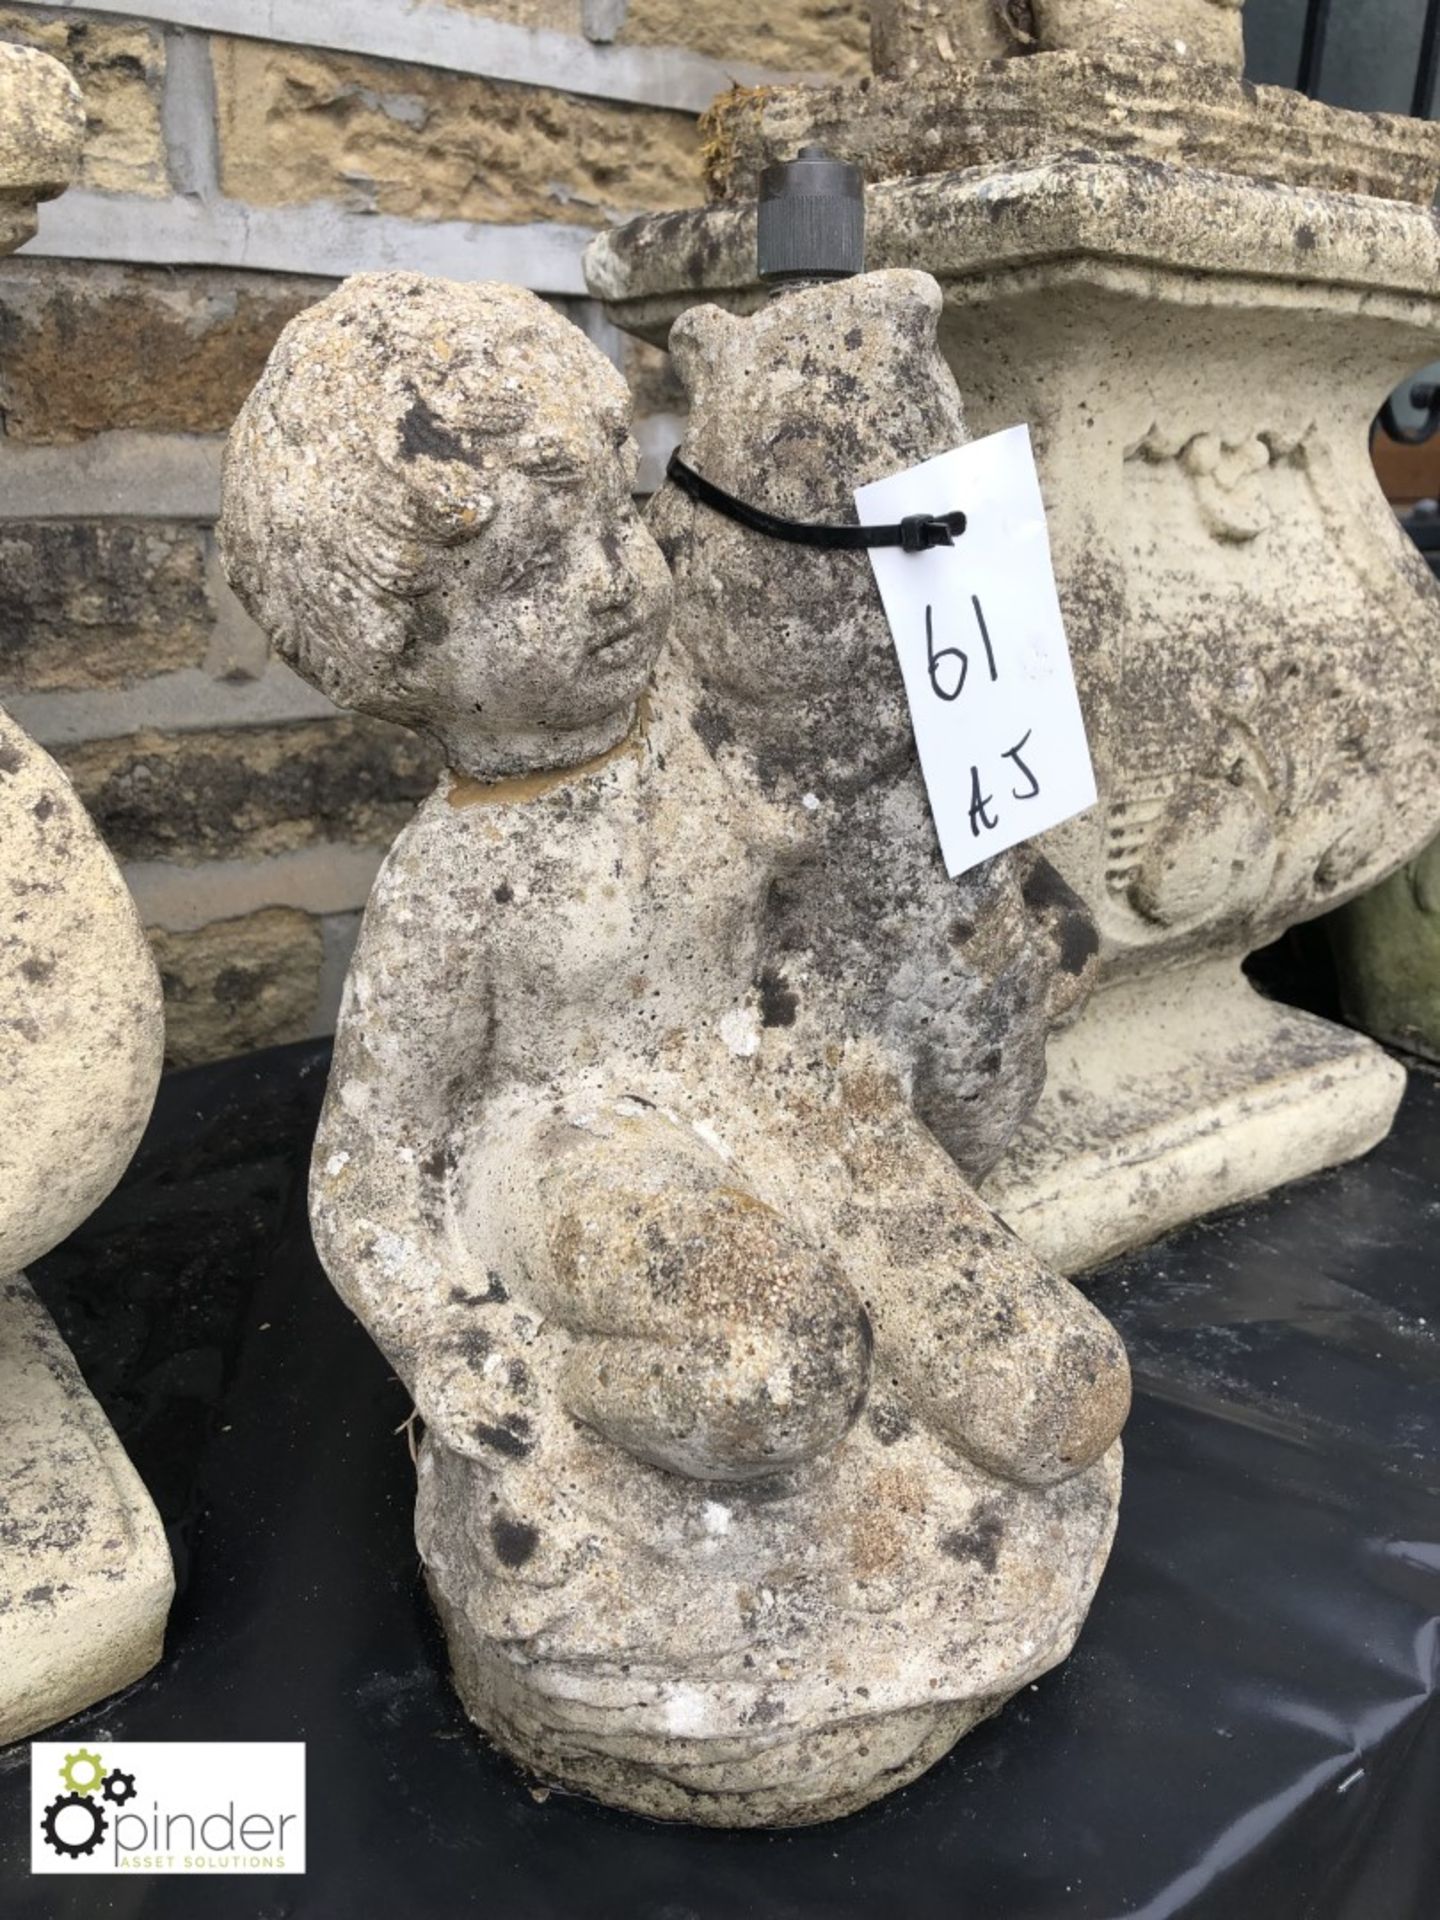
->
(221, 270), (1129, 1825)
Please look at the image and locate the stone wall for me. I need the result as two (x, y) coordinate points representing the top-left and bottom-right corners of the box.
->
(0, 1), (869, 1065)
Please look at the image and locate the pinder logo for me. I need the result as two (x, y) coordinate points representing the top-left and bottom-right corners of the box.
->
(39, 1747), (133, 1859)
(31, 1742), (305, 1875)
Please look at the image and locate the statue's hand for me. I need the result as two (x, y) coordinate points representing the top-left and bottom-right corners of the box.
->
(841, 1111), (1130, 1489)
(477, 1102), (872, 1483)
(410, 1314), (540, 1467)
(866, 1215), (1130, 1488)
(551, 1179), (871, 1482)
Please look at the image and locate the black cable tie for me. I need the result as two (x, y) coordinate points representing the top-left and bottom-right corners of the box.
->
(666, 451), (966, 554)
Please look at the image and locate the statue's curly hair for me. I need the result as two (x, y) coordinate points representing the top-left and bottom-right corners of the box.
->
(219, 272), (628, 727)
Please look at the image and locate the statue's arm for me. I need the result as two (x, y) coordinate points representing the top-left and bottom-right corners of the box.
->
(815, 1093), (1131, 1488)
(309, 818), (502, 1404)
(463, 1090), (872, 1481)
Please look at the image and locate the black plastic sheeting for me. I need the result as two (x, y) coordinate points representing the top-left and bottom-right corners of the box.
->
(0, 1038), (1436, 1920)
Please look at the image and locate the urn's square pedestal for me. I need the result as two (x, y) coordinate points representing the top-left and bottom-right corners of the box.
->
(0, 1276), (172, 1744)
(984, 960), (1406, 1275)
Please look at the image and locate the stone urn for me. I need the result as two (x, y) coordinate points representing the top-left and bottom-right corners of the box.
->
(585, 0), (1440, 1272)
(0, 43), (172, 1743)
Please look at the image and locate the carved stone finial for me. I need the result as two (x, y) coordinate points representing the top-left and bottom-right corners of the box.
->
(0, 39), (172, 1743)
(0, 40), (85, 258)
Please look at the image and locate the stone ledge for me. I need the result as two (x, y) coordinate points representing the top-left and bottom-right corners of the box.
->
(124, 843), (384, 931)
(56, 713), (439, 862)
(32, 187), (596, 293)
(7, 659), (339, 746)
(0, 430), (224, 520)
(587, 155), (1440, 341)
(7, 0), (814, 114)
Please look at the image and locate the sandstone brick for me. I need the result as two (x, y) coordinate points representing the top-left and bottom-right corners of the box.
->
(623, 334), (684, 417)
(619, 0), (871, 77)
(57, 716), (440, 863)
(0, 7), (166, 197)
(148, 907), (323, 1067)
(0, 260), (334, 445)
(0, 265), (654, 448)
(449, 0), (580, 26)
(211, 35), (701, 226)
(0, 520), (211, 690)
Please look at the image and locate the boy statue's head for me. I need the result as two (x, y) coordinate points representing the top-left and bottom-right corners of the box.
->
(221, 273), (672, 778)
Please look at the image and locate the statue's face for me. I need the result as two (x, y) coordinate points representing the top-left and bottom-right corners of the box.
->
(390, 386), (672, 763)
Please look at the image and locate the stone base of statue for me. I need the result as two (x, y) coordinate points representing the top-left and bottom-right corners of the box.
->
(984, 961), (1404, 1273)
(418, 1421), (1121, 1826)
(0, 1279), (173, 1743)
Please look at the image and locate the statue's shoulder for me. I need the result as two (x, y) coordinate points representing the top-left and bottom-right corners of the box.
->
(360, 769), (591, 943)
(370, 777), (510, 884)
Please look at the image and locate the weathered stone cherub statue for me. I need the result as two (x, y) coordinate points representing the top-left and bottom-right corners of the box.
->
(221, 270), (1129, 1825)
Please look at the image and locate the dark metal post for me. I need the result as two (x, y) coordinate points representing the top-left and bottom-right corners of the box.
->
(757, 145), (865, 291)
(1414, 0), (1440, 119)
(1296, 0), (1332, 97)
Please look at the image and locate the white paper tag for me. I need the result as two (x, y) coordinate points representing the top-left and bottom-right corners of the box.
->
(855, 423), (1096, 880)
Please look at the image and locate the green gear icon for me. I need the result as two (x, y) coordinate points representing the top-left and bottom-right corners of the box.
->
(59, 1749), (105, 1795)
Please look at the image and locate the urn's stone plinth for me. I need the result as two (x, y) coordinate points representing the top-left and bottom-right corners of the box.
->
(0, 42), (172, 1744)
(585, 15), (1440, 1272)
(693, 35), (1440, 211)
